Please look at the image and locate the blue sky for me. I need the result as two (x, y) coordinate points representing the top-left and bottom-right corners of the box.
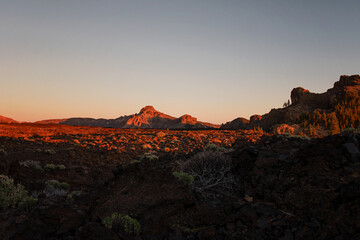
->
(1, 0), (359, 123)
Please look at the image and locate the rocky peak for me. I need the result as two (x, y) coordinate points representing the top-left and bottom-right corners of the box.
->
(178, 114), (197, 124)
(140, 106), (156, 114)
(334, 75), (360, 89)
(291, 87), (310, 105)
(249, 115), (262, 126)
(332, 75), (360, 97)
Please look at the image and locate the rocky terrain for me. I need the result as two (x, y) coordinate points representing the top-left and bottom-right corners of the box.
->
(35, 106), (219, 130)
(0, 123), (359, 239)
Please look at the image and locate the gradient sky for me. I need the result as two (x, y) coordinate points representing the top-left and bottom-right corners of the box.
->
(1, 0), (359, 124)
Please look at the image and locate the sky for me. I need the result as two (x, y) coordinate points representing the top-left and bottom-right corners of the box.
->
(1, 0), (359, 124)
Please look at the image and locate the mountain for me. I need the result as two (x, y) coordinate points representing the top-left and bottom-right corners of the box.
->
(220, 117), (249, 130)
(44, 106), (220, 129)
(35, 119), (68, 124)
(0, 115), (18, 123)
(249, 75), (360, 129)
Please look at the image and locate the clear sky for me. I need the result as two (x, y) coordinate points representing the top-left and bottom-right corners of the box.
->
(1, 0), (359, 124)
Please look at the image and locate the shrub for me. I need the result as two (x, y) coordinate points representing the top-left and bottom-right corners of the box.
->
(103, 213), (141, 236)
(44, 149), (56, 155)
(204, 144), (226, 152)
(67, 190), (82, 200)
(0, 175), (37, 210)
(44, 164), (66, 171)
(45, 180), (69, 190)
(43, 180), (69, 197)
(140, 153), (159, 161)
(18, 196), (38, 211)
(178, 151), (233, 199)
(19, 160), (43, 171)
(173, 172), (194, 187)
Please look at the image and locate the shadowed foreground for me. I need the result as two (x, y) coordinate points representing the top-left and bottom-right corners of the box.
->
(0, 124), (359, 239)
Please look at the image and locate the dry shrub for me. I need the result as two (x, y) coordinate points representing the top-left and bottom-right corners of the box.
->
(179, 151), (233, 199)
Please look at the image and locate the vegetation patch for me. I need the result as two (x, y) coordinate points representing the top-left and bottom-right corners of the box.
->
(103, 212), (141, 236)
(44, 163), (66, 171)
(67, 190), (82, 200)
(204, 143), (226, 152)
(140, 153), (159, 161)
(44, 149), (56, 155)
(178, 150), (234, 199)
(298, 94), (360, 134)
(45, 180), (69, 190)
(173, 172), (194, 187)
(0, 175), (37, 210)
(19, 160), (43, 171)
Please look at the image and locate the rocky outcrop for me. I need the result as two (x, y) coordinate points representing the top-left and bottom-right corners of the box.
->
(53, 106), (220, 129)
(250, 75), (360, 129)
(0, 115), (18, 123)
(178, 114), (197, 125)
(220, 117), (249, 130)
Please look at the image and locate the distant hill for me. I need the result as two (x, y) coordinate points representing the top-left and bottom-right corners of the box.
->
(39, 106), (220, 129)
(0, 115), (18, 123)
(220, 117), (249, 130)
(35, 119), (68, 124)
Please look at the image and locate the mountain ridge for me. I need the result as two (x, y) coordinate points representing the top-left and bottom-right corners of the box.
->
(0, 115), (18, 124)
(36, 106), (220, 129)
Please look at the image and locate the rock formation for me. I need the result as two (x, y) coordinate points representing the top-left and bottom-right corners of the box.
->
(51, 106), (219, 129)
(250, 75), (360, 129)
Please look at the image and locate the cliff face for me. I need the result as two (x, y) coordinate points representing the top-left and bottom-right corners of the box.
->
(250, 75), (360, 129)
(57, 106), (220, 129)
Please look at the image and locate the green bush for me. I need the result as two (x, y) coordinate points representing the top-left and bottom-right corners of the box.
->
(19, 160), (43, 171)
(67, 190), (82, 200)
(140, 153), (159, 161)
(204, 144), (226, 152)
(0, 175), (37, 210)
(44, 164), (66, 171)
(173, 172), (194, 187)
(103, 212), (141, 236)
(45, 180), (69, 190)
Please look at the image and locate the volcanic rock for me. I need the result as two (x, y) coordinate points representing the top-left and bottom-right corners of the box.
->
(250, 75), (360, 129)
(49, 106), (219, 129)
